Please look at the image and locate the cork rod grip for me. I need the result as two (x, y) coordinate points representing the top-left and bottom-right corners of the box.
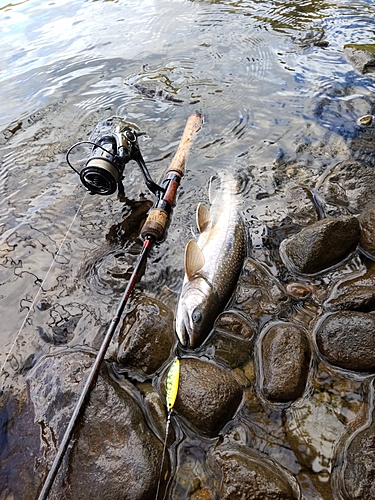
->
(165, 112), (202, 177)
(141, 113), (202, 241)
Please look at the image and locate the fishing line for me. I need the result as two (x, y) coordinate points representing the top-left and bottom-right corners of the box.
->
(0, 191), (88, 390)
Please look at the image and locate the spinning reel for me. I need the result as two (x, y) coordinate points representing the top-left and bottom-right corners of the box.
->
(67, 124), (163, 198)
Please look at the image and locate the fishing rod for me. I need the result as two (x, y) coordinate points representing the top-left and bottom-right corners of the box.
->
(37, 113), (202, 500)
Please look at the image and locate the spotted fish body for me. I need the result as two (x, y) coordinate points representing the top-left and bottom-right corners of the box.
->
(175, 171), (246, 348)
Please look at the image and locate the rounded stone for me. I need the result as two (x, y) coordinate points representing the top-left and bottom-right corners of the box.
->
(260, 322), (311, 401)
(359, 202), (375, 258)
(170, 358), (243, 437)
(214, 310), (256, 340)
(280, 216), (360, 275)
(214, 444), (299, 499)
(9, 351), (165, 500)
(340, 397), (375, 499)
(318, 160), (375, 214)
(234, 258), (289, 320)
(285, 184), (320, 227)
(117, 294), (175, 376)
(344, 43), (375, 75)
(316, 311), (375, 371)
(324, 261), (375, 312)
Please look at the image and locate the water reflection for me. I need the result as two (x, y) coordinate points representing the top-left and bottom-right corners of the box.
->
(1, 0), (375, 497)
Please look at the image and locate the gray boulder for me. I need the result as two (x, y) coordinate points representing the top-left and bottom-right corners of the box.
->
(117, 294), (175, 376)
(213, 444), (299, 499)
(169, 358), (243, 438)
(1, 351), (165, 500)
(259, 322), (311, 402)
(344, 44), (375, 75)
(316, 311), (375, 372)
(338, 386), (375, 500)
(317, 160), (375, 214)
(280, 216), (360, 274)
(324, 261), (375, 312)
(359, 202), (375, 258)
(234, 259), (289, 320)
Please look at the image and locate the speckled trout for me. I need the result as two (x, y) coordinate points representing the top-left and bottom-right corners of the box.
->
(175, 171), (246, 347)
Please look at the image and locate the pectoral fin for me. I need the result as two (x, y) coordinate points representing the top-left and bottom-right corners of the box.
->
(185, 239), (205, 280)
(196, 203), (210, 233)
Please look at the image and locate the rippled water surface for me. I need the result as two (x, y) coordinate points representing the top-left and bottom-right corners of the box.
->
(1, 0), (375, 498)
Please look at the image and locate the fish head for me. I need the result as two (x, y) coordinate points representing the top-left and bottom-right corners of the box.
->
(175, 276), (218, 348)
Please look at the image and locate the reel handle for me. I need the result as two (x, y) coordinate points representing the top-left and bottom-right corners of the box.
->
(140, 113), (202, 241)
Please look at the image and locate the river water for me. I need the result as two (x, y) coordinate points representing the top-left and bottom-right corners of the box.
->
(1, 0), (375, 499)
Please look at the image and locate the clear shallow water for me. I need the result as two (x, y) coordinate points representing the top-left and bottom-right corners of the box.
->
(1, 0), (375, 498)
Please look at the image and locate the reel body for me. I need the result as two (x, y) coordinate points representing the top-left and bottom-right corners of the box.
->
(67, 124), (163, 197)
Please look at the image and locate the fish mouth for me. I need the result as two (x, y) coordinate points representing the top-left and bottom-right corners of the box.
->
(176, 318), (201, 348)
(176, 317), (190, 347)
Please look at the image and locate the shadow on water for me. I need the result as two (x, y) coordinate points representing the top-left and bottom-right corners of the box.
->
(1, 0), (375, 498)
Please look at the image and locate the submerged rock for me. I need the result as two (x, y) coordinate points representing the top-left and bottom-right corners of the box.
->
(285, 185), (320, 227)
(259, 322), (311, 402)
(213, 444), (299, 499)
(170, 358), (243, 437)
(207, 311), (255, 368)
(339, 385), (375, 500)
(214, 310), (256, 340)
(316, 311), (375, 372)
(234, 258), (289, 320)
(285, 387), (346, 475)
(280, 216), (360, 275)
(117, 294), (175, 376)
(317, 160), (375, 214)
(324, 261), (375, 312)
(285, 282), (317, 299)
(359, 202), (375, 258)
(344, 44), (375, 75)
(1, 352), (164, 500)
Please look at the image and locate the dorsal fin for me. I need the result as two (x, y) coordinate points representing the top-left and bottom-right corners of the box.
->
(196, 203), (211, 233)
(185, 239), (205, 280)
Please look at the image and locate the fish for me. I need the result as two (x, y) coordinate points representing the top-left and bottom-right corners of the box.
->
(175, 171), (246, 348)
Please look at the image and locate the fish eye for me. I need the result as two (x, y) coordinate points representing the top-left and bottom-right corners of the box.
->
(192, 308), (202, 324)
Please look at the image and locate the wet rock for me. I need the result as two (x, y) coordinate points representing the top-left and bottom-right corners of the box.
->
(191, 487), (216, 500)
(117, 294), (175, 376)
(317, 160), (375, 214)
(136, 381), (174, 443)
(0, 387), (41, 500)
(214, 310), (256, 340)
(344, 44), (375, 75)
(171, 358), (243, 437)
(133, 82), (184, 103)
(340, 393), (375, 500)
(38, 313), (82, 345)
(234, 258), (289, 321)
(208, 311), (255, 368)
(316, 311), (375, 371)
(285, 386), (346, 474)
(280, 216), (360, 275)
(285, 185), (320, 227)
(260, 322), (311, 402)
(357, 114), (375, 128)
(213, 444), (299, 499)
(1, 352), (164, 500)
(359, 202), (375, 258)
(325, 261), (375, 312)
(285, 282), (317, 299)
(209, 332), (252, 369)
(292, 29), (328, 49)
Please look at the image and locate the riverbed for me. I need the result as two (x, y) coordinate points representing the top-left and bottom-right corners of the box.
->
(1, 0), (375, 499)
